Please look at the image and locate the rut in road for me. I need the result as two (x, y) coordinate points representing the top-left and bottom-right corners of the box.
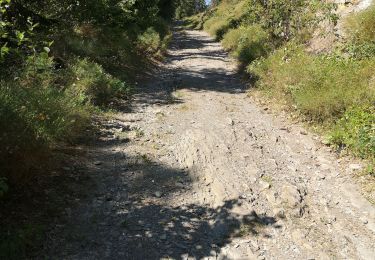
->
(43, 28), (375, 259)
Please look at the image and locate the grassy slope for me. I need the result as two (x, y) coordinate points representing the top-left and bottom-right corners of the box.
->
(186, 1), (374, 173)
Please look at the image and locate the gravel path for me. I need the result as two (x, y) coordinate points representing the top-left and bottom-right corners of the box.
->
(42, 28), (375, 260)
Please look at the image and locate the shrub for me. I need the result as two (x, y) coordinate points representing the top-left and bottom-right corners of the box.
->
(344, 4), (375, 59)
(0, 54), (92, 177)
(346, 42), (375, 59)
(137, 27), (162, 54)
(204, 16), (232, 40)
(184, 12), (209, 30)
(330, 106), (375, 160)
(203, 0), (247, 40)
(68, 59), (131, 106)
(222, 25), (270, 63)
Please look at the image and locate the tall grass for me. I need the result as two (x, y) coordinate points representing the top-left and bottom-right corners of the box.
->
(248, 44), (375, 162)
(344, 4), (375, 59)
(248, 45), (375, 120)
(345, 4), (375, 43)
(202, 0), (247, 40)
(222, 25), (270, 63)
(0, 54), (92, 177)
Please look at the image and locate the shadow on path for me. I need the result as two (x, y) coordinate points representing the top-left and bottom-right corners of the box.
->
(36, 123), (281, 259)
(129, 28), (246, 109)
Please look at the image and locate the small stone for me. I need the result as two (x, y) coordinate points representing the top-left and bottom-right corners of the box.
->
(154, 191), (162, 198)
(300, 130), (308, 135)
(160, 234), (167, 240)
(240, 194), (247, 199)
(363, 220), (368, 225)
(280, 185), (303, 209)
(259, 180), (271, 190)
(250, 240), (260, 251)
(273, 208), (286, 219)
(349, 164), (362, 171)
(94, 161), (102, 166)
(227, 118), (234, 126)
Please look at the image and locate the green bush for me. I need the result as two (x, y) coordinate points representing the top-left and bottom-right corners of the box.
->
(344, 4), (375, 59)
(137, 27), (162, 54)
(0, 54), (92, 176)
(222, 25), (270, 63)
(248, 45), (375, 121)
(68, 59), (131, 106)
(204, 17), (232, 40)
(203, 0), (247, 40)
(184, 12), (209, 30)
(248, 45), (375, 164)
(330, 106), (375, 160)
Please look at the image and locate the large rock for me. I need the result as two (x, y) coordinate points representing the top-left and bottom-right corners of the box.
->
(280, 185), (303, 208)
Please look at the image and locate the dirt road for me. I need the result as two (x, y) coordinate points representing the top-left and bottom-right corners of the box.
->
(43, 28), (375, 259)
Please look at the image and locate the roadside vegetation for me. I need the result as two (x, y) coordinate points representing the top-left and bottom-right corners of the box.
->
(186, 0), (374, 174)
(0, 0), (206, 185)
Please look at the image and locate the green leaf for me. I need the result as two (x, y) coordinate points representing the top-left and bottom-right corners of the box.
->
(43, 47), (51, 53)
(1, 42), (9, 59)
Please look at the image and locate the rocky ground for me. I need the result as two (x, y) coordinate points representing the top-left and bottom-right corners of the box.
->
(37, 27), (375, 259)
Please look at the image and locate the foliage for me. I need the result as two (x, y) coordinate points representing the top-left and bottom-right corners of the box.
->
(222, 24), (270, 63)
(330, 106), (375, 160)
(0, 54), (92, 174)
(241, 0), (337, 42)
(184, 12), (210, 30)
(137, 27), (162, 54)
(0, 0), (196, 179)
(202, 0), (336, 42)
(175, 0), (206, 19)
(248, 45), (375, 121)
(203, 0), (247, 40)
(345, 4), (375, 44)
(344, 4), (375, 59)
(68, 58), (131, 106)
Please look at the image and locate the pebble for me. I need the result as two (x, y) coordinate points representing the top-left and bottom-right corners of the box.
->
(259, 180), (271, 190)
(154, 191), (162, 198)
(94, 161), (102, 166)
(274, 208), (286, 219)
(349, 164), (362, 171)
